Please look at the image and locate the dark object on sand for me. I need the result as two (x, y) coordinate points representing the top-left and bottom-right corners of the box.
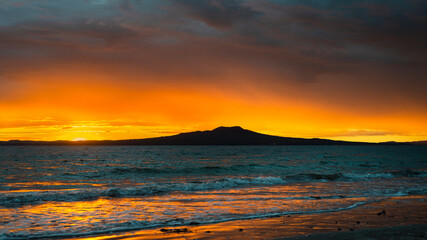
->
(160, 228), (191, 234)
(377, 210), (387, 216)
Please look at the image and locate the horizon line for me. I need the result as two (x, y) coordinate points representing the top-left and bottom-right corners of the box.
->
(0, 126), (425, 144)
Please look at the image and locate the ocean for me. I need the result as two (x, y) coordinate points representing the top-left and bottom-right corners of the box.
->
(0, 145), (426, 239)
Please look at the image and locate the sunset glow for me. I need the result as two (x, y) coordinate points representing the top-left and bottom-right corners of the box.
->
(0, 0), (426, 142)
(72, 137), (87, 142)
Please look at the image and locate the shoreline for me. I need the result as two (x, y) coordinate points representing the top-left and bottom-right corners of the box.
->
(66, 195), (426, 240)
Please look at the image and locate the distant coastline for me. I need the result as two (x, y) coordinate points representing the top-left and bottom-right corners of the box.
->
(0, 126), (424, 146)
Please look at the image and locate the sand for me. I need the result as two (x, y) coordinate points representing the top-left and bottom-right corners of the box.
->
(67, 195), (426, 240)
(280, 224), (426, 240)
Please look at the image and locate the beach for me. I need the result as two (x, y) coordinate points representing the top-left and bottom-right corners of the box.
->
(1, 145), (426, 239)
(67, 195), (426, 240)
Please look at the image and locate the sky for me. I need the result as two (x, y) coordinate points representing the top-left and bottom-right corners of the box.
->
(0, 0), (426, 142)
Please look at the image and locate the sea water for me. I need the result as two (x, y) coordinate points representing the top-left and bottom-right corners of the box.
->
(0, 145), (426, 239)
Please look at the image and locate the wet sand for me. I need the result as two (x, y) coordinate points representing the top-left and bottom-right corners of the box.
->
(68, 195), (426, 240)
(281, 224), (426, 240)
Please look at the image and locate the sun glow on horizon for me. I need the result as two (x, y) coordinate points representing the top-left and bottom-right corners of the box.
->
(72, 137), (87, 142)
(0, 81), (426, 143)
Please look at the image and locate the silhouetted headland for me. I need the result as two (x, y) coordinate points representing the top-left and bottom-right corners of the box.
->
(0, 126), (423, 146)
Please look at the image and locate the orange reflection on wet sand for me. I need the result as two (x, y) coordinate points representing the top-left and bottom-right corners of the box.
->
(2, 183), (332, 237)
(71, 196), (427, 240)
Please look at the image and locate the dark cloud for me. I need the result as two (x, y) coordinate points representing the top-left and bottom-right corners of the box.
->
(0, 19), (138, 50)
(0, 0), (426, 113)
(355, 3), (391, 17)
(224, 0), (427, 94)
(172, 0), (258, 29)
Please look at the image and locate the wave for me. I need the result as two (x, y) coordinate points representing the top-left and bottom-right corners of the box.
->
(107, 163), (263, 176)
(3, 169), (425, 207)
(105, 165), (427, 179)
(389, 169), (427, 177)
(284, 172), (397, 181)
(287, 170), (427, 181)
(343, 169), (427, 179)
(0, 176), (286, 207)
(2, 173), (424, 208)
(342, 172), (394, 179)
(285, 173), (344, 181)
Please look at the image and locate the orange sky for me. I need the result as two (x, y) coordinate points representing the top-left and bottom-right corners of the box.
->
(0, 0), (426, 142)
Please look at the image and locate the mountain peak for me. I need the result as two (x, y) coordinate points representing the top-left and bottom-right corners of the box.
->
(212, 126), (245, 132)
